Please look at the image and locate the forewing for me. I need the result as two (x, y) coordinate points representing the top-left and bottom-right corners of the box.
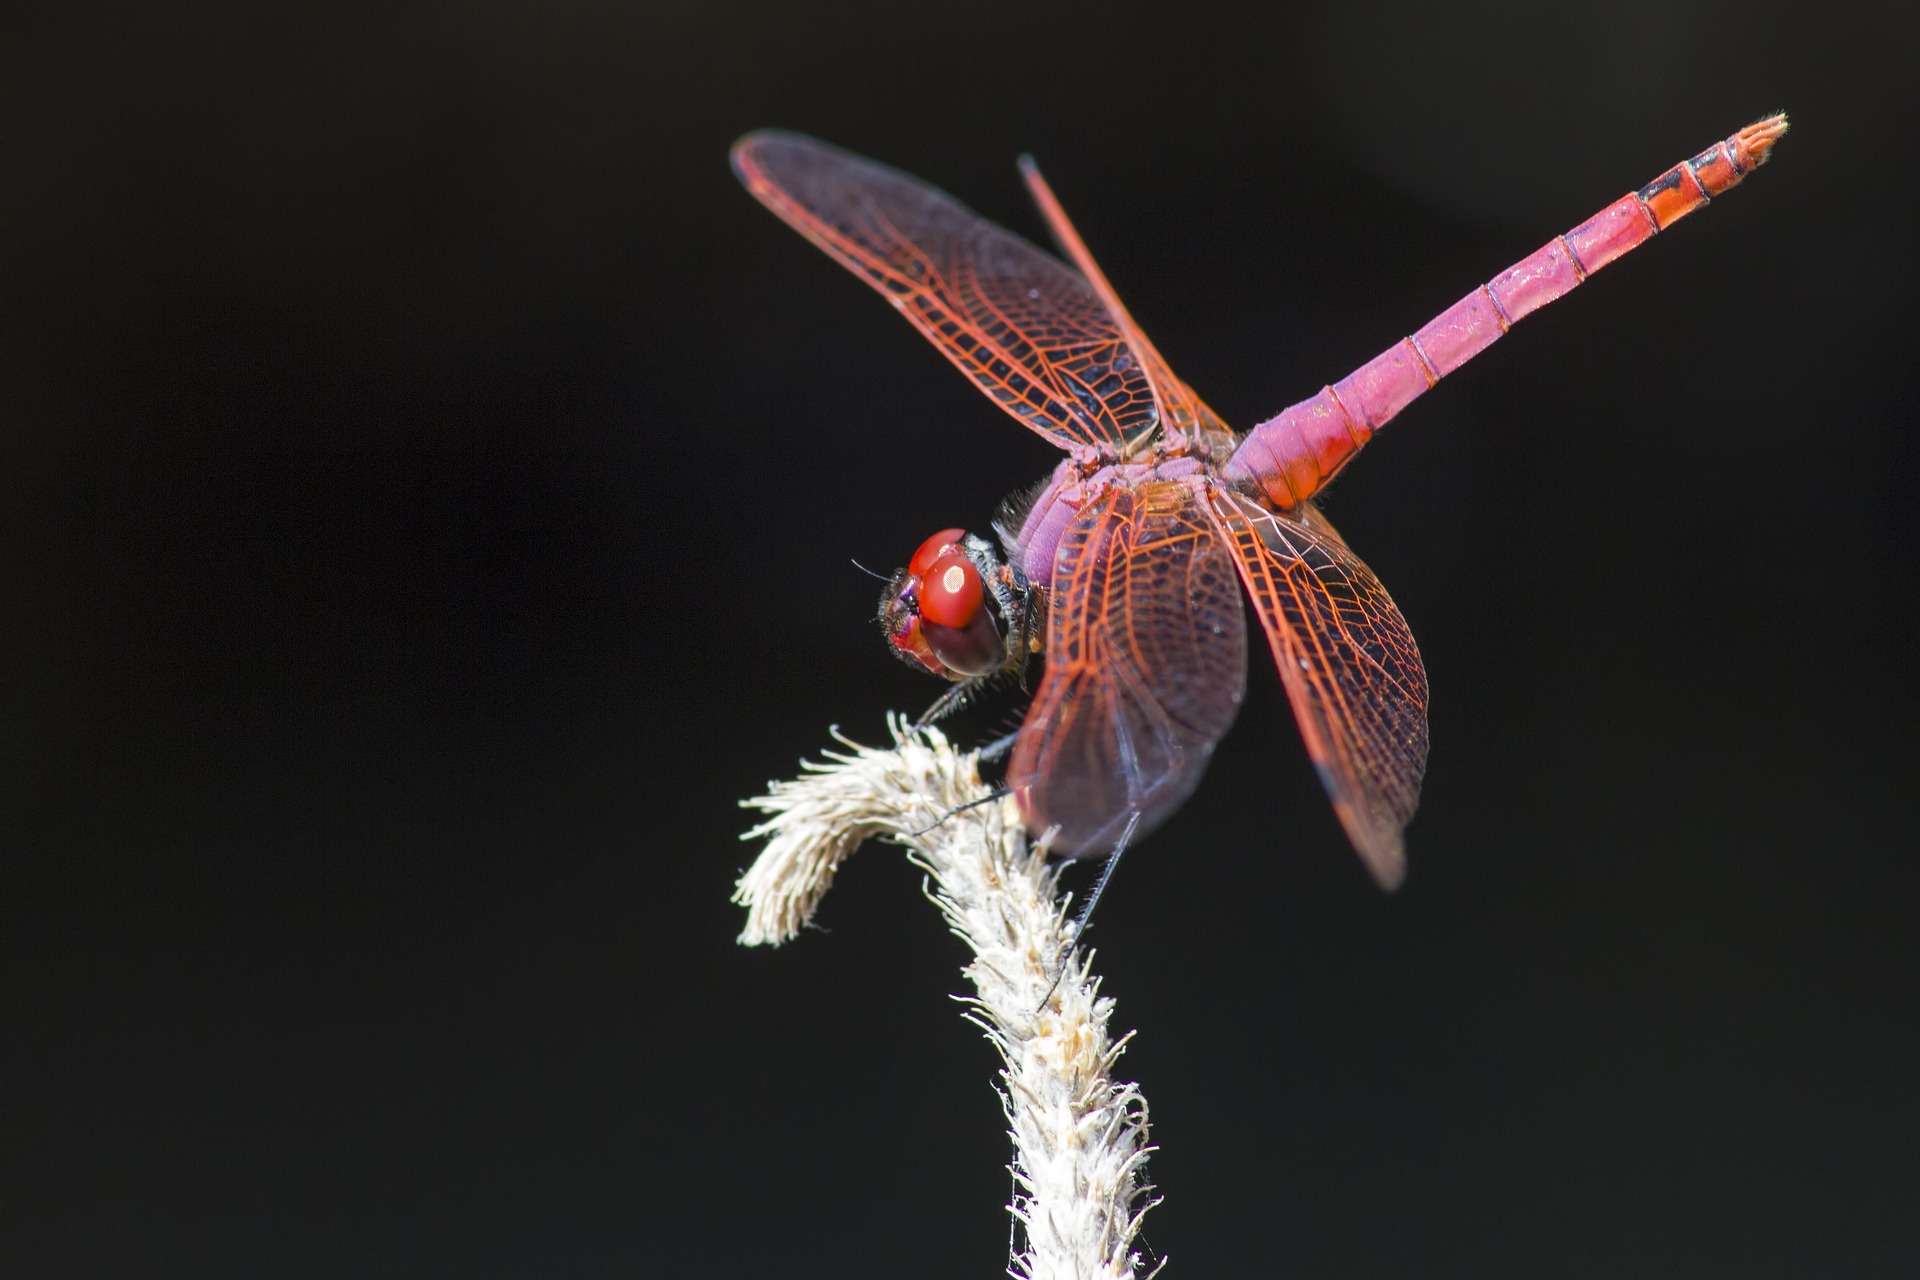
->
(1018, 157), (1235, 453)
(1009, 483), (1247, 855)
(1210, 491), (1429, 888)
(733, 131), (1159, 455)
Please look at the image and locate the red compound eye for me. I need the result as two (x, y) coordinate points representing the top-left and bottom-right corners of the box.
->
(908, 527), (968, 577)
(891, 612), (946, 675)
(918, 551), (984, 628)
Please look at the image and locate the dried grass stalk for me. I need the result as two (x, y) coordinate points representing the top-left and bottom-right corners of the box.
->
(738, 717), (1160, 1279)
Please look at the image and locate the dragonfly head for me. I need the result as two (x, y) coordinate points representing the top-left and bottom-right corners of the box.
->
(879, 528), (1028, 681)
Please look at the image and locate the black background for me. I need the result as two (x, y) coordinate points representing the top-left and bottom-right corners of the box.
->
(3, 1), (1916, 1276)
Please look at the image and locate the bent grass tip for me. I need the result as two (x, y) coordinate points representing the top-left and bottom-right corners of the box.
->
(737, 717), (1161, 1279)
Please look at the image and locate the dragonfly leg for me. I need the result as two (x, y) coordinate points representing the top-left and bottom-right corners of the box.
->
(914, 674), (989, 726)
(905, 787), (1012, 839)
(976, 729), (1020, 763)
(1036, 812), (1141, 1013)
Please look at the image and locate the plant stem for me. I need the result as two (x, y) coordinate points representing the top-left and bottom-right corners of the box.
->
(738, 718), (1160, 1279)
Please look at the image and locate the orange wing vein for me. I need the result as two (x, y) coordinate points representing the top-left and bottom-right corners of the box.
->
(733, 131), (1160, 456)
(1209, 490), (1429, 888)
(1017, 157), (1234, 453)
(1009, 482), (1247, 854)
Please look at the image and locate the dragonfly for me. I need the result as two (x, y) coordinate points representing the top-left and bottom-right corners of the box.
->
(733, 114), (1786, 889)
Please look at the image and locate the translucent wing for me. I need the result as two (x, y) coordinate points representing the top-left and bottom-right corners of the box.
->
(1009, 482), (1247, 854)
(1018, 157), (1235, 454)
(733, 131), (1160, 456)
(1209, 490), (1429, 888)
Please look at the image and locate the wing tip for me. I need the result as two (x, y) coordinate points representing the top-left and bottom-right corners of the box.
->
(728, 130), (771, 183)
(729, 128), (825, 183)
(1362, 842), (1407, 892)
(1333, 794), (1408, 892)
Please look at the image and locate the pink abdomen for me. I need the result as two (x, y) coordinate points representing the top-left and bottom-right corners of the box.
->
(1223, 113), (1788, 509)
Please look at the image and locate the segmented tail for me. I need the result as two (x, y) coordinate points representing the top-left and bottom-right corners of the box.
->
(1225, 114), (1788, 509)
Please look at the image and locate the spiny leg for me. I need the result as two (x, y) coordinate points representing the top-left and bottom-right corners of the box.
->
(1037, 811), (1141, 1014)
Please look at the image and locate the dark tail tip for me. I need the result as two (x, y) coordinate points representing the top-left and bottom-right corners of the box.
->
(1735, 112), (1790, 168)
